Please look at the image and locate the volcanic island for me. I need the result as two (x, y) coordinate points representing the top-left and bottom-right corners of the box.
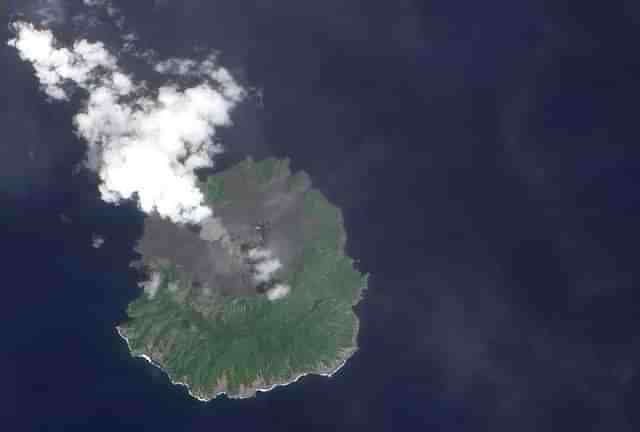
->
(117, 158), (367, 400)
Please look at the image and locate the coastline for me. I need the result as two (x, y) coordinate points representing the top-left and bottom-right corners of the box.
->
(116, 316), (361, 402)
(115, 275), (366, 401)
(116, 259), (367, 401)
(116, 162), (370, 402)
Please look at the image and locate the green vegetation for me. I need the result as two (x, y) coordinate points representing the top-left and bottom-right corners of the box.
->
(287, 171), (311, 194)
(252, 157), (288, 185)
(201, 175), (228, 206)
(119, 158), (366, 400)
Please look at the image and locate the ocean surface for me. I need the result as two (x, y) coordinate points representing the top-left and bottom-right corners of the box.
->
(3, 1), (639, 430)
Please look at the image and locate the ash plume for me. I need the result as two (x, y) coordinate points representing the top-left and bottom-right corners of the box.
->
(8, 21), (245, 224)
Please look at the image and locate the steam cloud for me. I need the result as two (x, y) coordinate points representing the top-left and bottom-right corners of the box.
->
(248, 247), (282, 282)
(8, 21), (245, 224)
(143, 272), (162, 299)
(248, 247), (291, 301)
(266, 284), (291, 301)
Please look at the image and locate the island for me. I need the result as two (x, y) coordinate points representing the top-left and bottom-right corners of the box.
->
(117, 157), (367, 400)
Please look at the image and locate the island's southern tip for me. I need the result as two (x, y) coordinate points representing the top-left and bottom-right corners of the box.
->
(117, 157), (367, 400)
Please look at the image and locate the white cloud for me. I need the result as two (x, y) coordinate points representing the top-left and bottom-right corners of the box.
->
(154, 58), (198, 76)
(8, 21), (245, 224)
(247, 247), (291, 299)
(83, 0), (121, 20)
(254, 258), (282, 282)
(71, 0), (125, 33)
(8, 22), (118, 100)
(266, 284), (291, 301)
(12, 0), (67, 27)
(248, 247), (273, 260)
(142, 272), (162, 299)
(248, 247), (285, 284)
(155, 55), (245, 102)
(83, 0), (106, 6)
(92, 234), (105, 248)
(32, 0), (67, 26)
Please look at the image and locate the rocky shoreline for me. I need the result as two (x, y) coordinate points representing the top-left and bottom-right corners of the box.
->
(116, 324), (360, 401)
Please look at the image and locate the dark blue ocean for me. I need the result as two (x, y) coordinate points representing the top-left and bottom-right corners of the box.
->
(3, 1), (639, 430)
